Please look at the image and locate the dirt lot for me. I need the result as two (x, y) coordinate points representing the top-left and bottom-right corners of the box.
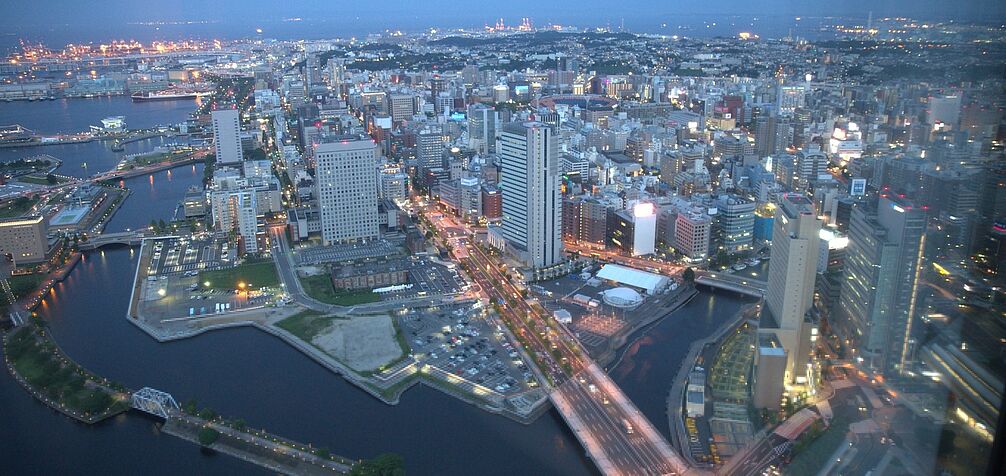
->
(310, 313), (404, 372)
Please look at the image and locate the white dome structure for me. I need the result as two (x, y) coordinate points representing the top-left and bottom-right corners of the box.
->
(602, 287), (644, 308)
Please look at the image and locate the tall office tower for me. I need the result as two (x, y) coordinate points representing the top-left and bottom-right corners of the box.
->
(713, 195), (756, 253)
(305, 54), (320, 89)
(777, 85), (806, 115)
(753, 116), (775, 157)
(212, 108), (243, 165)
(417, 128), (446, 170)
(429, 76), (445, 109)
(834, 195), (927, 375)
(763, 193), (821, 385)
(327, 58), (345, 91)
(389, 94), (416, 124)
(794, 148), (830, 192)
(314, 138), (380, 245)
(659, 152), (682, 186)
(209, 190), (259, 254)
(499, 122), (563, 268)
(467, 103), (498, 155)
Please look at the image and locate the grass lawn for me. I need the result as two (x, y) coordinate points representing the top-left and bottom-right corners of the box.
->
(199, 260), (279, 290)
(300, 274), (380, 306)
(9, 273), (45, 299)
(0, 196), (40, 218)
(17, 175), (69, 185)
(275, 310), (338, 341)
(5, 326), (126, 416)
(784, 417), (850, 476)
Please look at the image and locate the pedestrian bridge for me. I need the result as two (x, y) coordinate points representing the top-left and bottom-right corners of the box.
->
(695, 271), (767, 297)
(131, 387), (179, 419)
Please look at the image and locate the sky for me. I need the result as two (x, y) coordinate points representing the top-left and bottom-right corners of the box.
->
(0, 0), (1002, 50)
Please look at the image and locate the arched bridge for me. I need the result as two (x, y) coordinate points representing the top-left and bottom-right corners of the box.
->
(78, 231), (149, 250)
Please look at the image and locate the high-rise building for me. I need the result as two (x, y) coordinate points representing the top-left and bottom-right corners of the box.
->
(389, 94), (416, 124)
(674, 210), (712, 262)
(212, 108), (243, 165)
(327, 58), (345, 94)
(777, 85), (806, 115)
(210, 190), (260, 254)
(713, 195), (755, 254)
(0, 215), (48, 264)
(833, 195), (927, 374)
(315, 138), (380, 244)
(608, 203), (657, 256)
(467, 103), (497, 155)
(480, 184), (502, 221)
(499, 122), (563, 268)
(763, 193), (821, 385)
(417, 128), (446, 171)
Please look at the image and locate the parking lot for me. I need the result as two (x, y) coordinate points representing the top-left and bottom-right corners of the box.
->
(147, 235), (231, 277)
(140, 237), (281, 321)
(297, 240), (399, 265)
(398, 301), (538, 395)
(377, 257), (467, 302)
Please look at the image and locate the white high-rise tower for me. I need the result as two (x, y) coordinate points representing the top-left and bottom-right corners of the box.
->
(314, 137), (380, 245)
(212, 108), (243, 165)
(499, 122), (563, 269)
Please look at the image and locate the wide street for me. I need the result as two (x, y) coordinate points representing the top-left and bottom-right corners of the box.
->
(420, 205), (695, 476)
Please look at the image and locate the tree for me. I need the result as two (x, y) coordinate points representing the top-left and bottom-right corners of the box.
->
(349, 453), (405, 476)
(198, 408), (217, 420)
(183, 399), (198, 415)
(45, 173), (58, 184)
(197, 427), (220, 446)
(314, 447), (331, 459)
(683, 267), (696, 283)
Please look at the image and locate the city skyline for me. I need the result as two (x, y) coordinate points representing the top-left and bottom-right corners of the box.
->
(0, 6), (1002, 476)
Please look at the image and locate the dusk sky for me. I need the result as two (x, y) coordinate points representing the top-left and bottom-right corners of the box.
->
(3, 0), (1003, 28)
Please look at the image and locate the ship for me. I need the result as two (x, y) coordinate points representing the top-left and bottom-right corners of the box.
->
(131, 90), (209, 102)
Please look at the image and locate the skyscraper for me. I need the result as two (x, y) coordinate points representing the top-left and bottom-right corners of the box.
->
(763, 193), (821, 385)
(467, 103), (497, 155)
(315, 137), (380, 245)
(417, 128), (445, 171)
(833, 195), (927, 374)
(212, 108), (243, 165)
(499, 122), (563, 268)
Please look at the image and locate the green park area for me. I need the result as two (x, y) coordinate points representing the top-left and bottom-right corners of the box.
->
(17, 174), (70, 186)
(198, 260), (279, 290)
(9, 273), (45, 299)
(4, 324), (129, 419)
(784, 417), (850, 476)
(300, 274), (380, 306)
(0, 196), (41, 218)
(275, 310), (339, 342)
(127, 149), (191, 168)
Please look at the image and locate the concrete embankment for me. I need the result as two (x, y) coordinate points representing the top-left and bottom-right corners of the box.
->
(162, 415), (352, 475)
(665, 303), (759, 467)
